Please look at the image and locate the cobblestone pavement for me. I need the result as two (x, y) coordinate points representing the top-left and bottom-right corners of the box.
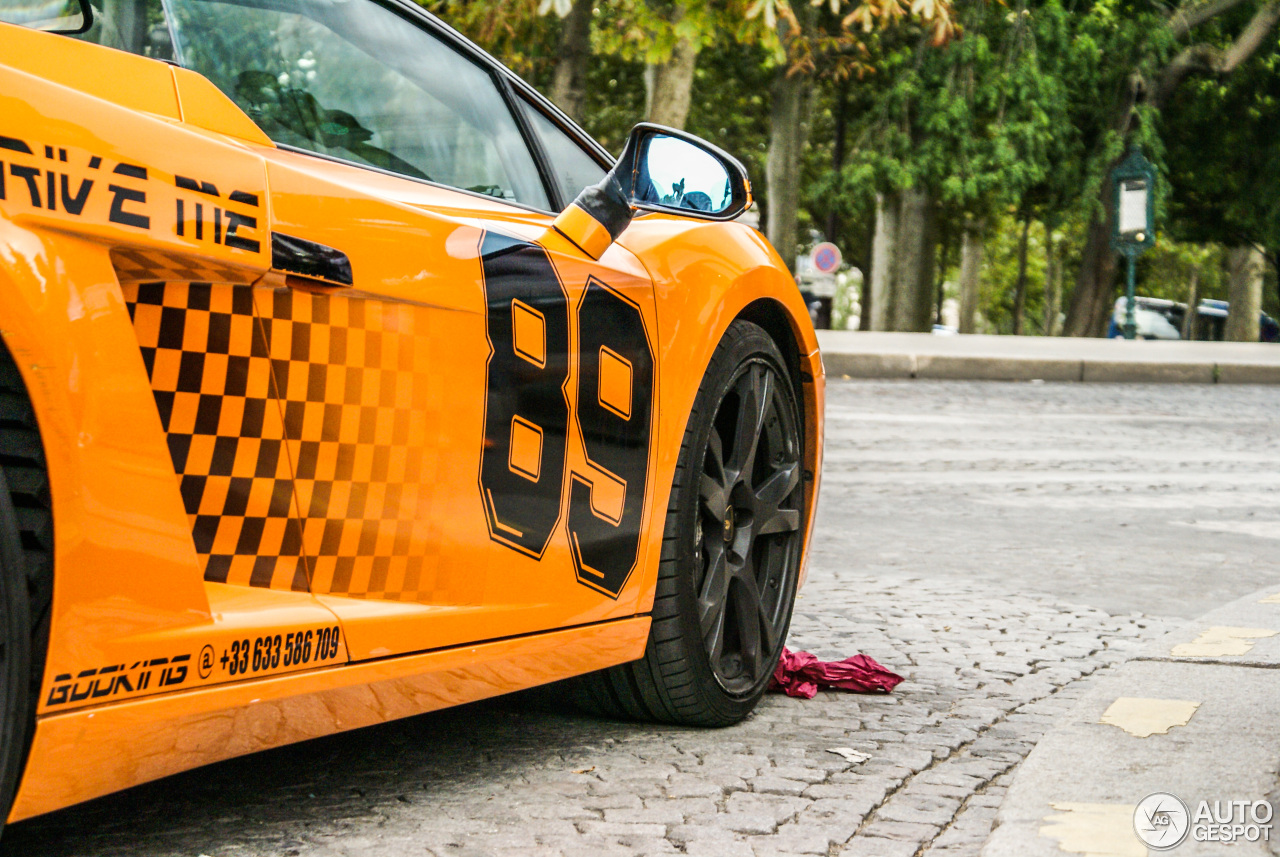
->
(5, 381), (1278, 857)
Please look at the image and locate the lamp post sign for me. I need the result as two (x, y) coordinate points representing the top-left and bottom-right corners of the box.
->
(1110, 147), (1157, 340)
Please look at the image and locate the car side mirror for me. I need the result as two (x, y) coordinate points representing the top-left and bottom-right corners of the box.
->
(616, 123), (752, 220)
(0, 0), (93, 33)
(553, 123), (752, 260)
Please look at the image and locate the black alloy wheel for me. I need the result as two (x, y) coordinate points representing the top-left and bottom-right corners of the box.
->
(694, 357), (803, 696)
(568, 320), (804, 726)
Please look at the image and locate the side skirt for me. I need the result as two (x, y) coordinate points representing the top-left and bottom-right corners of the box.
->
(9, 616), (650, 822)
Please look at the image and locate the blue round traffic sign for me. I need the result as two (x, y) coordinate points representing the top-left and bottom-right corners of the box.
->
(811, 242), (842, 274)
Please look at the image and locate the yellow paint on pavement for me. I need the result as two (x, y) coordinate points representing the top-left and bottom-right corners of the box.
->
(1099, 697), (1199, 737)
(1259, 592), (1280, 604)
(1170, 626), (1276, 657)
(1040, 803), (1144, 857)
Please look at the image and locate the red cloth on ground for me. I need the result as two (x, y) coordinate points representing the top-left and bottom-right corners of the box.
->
(768, 647), (904, 699)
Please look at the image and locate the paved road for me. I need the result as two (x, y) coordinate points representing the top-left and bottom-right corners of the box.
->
(4, 381), (1277, 857)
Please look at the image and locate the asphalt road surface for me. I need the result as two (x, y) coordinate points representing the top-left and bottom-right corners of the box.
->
(4, 380), (1276, 857)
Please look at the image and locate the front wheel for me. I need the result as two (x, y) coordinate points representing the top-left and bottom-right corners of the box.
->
(571, 320), (805, 726)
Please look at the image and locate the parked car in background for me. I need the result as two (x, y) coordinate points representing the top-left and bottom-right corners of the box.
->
(1107, 297), (1184, 339)
(1193, 300), (1280, 342)
(1108, 297), (1279, 342)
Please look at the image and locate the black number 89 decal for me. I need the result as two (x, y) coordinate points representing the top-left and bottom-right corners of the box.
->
(478, 233), (655, 598)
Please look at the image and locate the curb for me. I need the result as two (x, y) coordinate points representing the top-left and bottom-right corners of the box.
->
(820, 352), (1280, 385)
(817, 332), (1280, 384)
(980, 584), (1280, 856)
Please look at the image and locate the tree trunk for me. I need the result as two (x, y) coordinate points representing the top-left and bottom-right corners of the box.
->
(892, 186), (937, 332)
(765, 67), (811, 275)
(1062, 213), (1119, 337)
(858, 273), (873, 331)
(958, 217), (984, 334)
(645, 37), (700, 130)
(868, 192), (899, 331)
(1058, 0), (1280, 337)
(858, 232), (875, 331)
(934, 230), (954, 327)
(1059, 0), (1280, 337)
(1012, 218), (1031, 335)
(1044, 221), (1060, 336)
(1183, 266), (1200, 340)
(1271, 250), (1280, 311)
(549, 0), (593, 124)
(1225, 245), (1264, 342)
(826, 80), (849, 242)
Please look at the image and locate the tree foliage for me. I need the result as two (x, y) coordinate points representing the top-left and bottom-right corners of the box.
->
(425, 0), (1280, 334)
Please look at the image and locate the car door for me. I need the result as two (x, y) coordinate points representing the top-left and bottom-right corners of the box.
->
(168, 0), (663, 661)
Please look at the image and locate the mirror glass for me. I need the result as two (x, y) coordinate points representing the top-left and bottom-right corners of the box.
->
(0, 0), (90, 32)
(634, 134), (734, 216)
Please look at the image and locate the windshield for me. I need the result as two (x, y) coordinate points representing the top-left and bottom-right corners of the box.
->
(164, 0), (549, 208)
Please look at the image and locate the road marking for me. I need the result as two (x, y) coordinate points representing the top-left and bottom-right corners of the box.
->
(1171, 626), (1277, 658)
(1040, 803), (1143, 857)
(1099, 697), (1199, 737)
(1259, 592), (1280, 604)
(1179, 520), (1280, 541)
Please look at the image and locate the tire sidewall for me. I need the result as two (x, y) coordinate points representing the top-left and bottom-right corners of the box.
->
(0, 466), (32, 829)
(667, 321), (803, 724)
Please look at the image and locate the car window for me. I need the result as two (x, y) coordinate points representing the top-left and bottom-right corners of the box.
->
(521, 99), (607, 210)
(164, 0), (549, 209)
(66, 0), (175, 60)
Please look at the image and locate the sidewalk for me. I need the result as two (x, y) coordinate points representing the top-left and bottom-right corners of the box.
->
(818, 331), (1280, 383)
(982, 583), (1280, 856)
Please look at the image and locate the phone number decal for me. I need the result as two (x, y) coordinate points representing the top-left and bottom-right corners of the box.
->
(218, 626), (342, 678)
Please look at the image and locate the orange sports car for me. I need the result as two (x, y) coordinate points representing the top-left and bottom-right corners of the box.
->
(0, 0), (824, 830)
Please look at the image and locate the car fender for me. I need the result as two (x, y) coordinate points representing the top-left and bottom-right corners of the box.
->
(618, 214), (824, 604)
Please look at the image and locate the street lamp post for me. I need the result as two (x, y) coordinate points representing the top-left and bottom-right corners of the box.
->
(1110, 147), (1157, 340)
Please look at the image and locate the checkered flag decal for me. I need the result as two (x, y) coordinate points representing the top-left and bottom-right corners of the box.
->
(113, 248), (248, 285)
(122, 277), (443, 601)
(258, 289), (437, 601)
(123, 281), (309, 591)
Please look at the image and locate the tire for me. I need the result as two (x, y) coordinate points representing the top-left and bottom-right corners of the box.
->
(570, 320), (805, 726)
(0, 340), (53, 834)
